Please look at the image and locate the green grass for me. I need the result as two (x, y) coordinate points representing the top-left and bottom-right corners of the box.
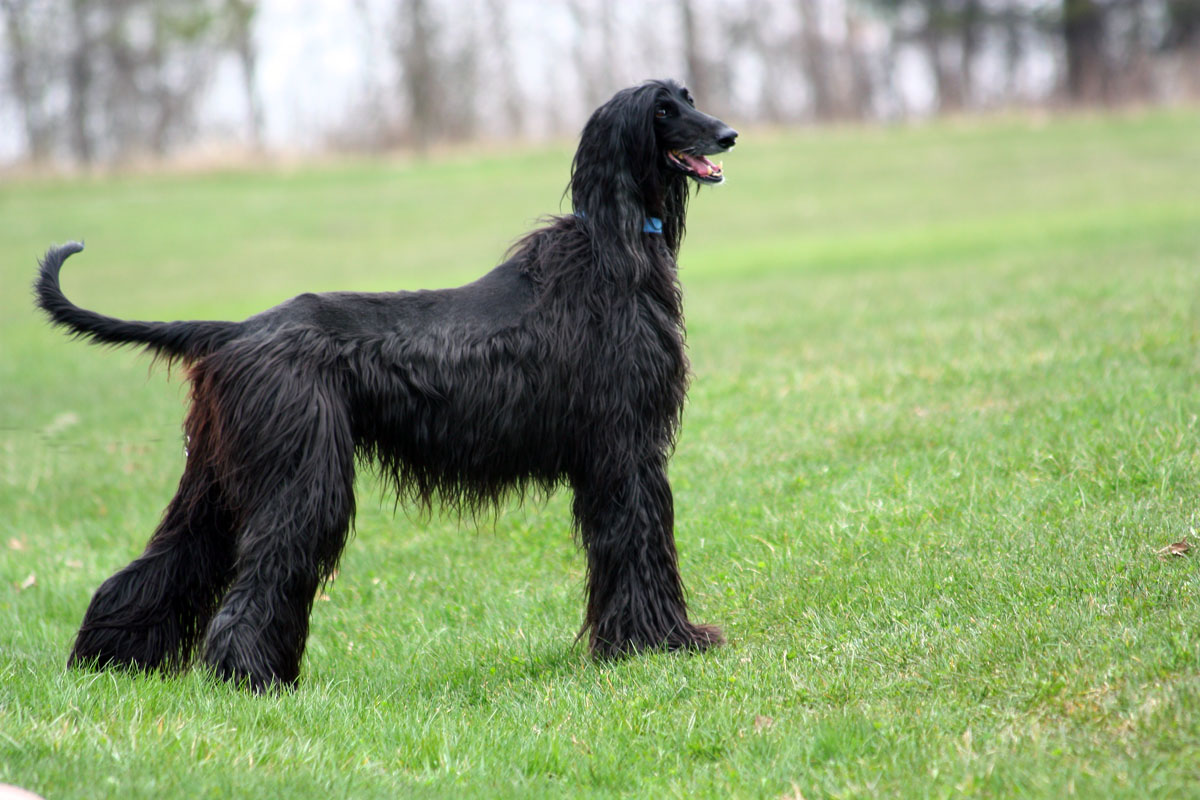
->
(2, 109), (1199, 798)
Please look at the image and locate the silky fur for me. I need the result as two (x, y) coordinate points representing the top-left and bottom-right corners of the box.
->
(34, 79), (738, 691)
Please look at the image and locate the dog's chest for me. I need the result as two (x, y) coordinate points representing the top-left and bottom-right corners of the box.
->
(589, 292), (687, 408)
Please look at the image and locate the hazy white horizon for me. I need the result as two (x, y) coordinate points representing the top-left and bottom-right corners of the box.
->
(0, 0), (1061, 163)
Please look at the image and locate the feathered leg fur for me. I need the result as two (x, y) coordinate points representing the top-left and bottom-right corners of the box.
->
(194, 346), (357, 691)
(574, 454), (723, 657)
(68, 429), (235, 673)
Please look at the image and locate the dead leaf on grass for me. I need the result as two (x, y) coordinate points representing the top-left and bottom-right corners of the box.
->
(1156, 538), (1191, 559)
(779, 784), (806, 800)
(18, 574), (36, 591)
(754, 714), (774, 733)
(42, 411), (79, 436)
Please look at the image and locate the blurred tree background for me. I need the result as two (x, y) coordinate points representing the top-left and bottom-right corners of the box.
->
(1, 0), (1198, 167)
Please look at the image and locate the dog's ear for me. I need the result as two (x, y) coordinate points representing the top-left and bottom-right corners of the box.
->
(618, 83), (662, 190)
(571, 82), (667, 235)
(581, 83), (658, 169)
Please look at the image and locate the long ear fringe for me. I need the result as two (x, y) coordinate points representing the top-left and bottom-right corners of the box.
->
(568, 80), (690, 277)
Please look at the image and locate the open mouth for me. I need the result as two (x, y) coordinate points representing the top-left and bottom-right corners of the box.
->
(667, 150), (724, 184)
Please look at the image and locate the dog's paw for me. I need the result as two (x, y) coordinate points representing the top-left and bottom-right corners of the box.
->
(202, 611), (301, 692)
(589, 620), (725, 660)
(68, 623), (185, 674)
(203, 649), (296, 693)
(675, 622), (724, 651)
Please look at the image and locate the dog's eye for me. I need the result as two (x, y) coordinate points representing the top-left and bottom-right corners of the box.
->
(655, 106), (668, 119)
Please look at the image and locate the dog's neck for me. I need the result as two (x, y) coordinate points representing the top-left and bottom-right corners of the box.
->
(574, 210), (663, 235)
(568, 151), (689, 256)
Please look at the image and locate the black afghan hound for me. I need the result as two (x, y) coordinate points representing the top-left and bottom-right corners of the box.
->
(35, 79), (738, 691)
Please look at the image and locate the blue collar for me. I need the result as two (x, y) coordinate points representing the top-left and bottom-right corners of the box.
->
(574, 211), (663, 235)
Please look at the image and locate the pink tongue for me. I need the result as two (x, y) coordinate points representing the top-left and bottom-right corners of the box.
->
(681, 153), (713, 176)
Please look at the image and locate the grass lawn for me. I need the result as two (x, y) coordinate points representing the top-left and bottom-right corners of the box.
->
(1, 109), (1198, 798)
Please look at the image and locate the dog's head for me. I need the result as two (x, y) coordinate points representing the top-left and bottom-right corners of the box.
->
(570, 80), (737, 249)
(576, 79), (737, 186)
(648, 80), (737, 185)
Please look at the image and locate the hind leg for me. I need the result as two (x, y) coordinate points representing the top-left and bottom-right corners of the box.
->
(69, 456), (236, 673)
(200, 379), (356, 691)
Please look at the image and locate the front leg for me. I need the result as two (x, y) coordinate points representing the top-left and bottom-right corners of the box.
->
(572, 454), (723, 658)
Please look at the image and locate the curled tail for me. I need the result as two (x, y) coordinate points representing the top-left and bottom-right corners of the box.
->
(34, 242), (242, 363)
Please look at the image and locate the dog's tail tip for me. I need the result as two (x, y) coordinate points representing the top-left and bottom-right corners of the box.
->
(33, 240), (239, 362)
(38, 240), (85, 272)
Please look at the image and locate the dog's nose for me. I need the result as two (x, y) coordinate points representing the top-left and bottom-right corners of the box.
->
(716, 128), (738, 150)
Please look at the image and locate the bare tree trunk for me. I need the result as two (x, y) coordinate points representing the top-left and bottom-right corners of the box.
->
(1166, 0), (1200, 96)
(568, 0), (613, 112)
(1122, 0), (1154, 102)
(149, 11), (171, 157)
(440, 7), (479, 142)
(105, 5), (143, 161)
(347, 0), (391, 148)
(484, 0), (523, 138)
(959, 0), (982, 107)
(1063, 0), (1108, 103)
(923, 0), (964, 112)
(1002, 4), (1026, 102)
(398, 0), (438, 153)
(227, 0), (264, 151)
(742, 0), (782, 122)
(67, 0), (94, 165)
(797, 0), (838, 119)
(880, 23), (904, 118)
(844, 5), (877, 119)
(1, 0), (51, 162)
(679, 0), (710, 103)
